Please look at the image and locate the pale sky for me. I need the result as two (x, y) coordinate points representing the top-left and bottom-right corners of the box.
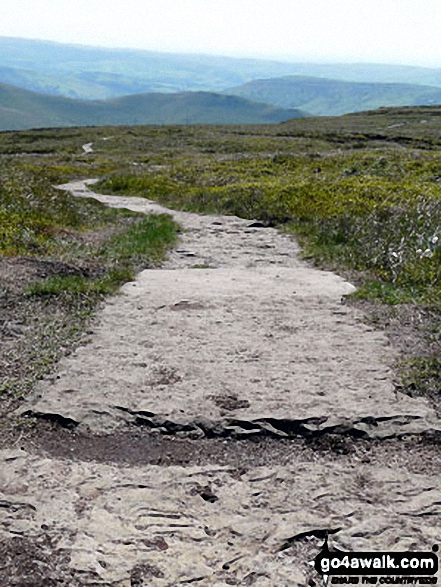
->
(2, 0), (441, 66)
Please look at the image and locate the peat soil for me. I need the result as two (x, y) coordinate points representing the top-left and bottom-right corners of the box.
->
(0, 181), (440, 587)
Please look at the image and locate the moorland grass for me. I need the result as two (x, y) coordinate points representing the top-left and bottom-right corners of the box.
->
(0, 160), (178, 400)
(90, 117), (440, 407)
(96, 149), (441, 307)
(0, 112), (439, 406)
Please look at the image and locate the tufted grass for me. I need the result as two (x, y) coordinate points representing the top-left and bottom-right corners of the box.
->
(0, 110), (439, 405)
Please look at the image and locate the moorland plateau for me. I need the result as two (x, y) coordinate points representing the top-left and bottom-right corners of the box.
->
(1, 107), (439, 412)
(0, 102), (440, 585)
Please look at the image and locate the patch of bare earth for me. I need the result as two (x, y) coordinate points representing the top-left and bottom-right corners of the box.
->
(1, 181), (440, 586)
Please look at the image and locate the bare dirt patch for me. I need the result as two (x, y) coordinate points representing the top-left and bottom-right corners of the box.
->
(0, 534), (108, 587)
(18, 420), (441, 476)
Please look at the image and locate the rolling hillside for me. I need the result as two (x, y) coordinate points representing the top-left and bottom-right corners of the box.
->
(225, 75), (441, 116)
(0, 83), (304, 130)
(0, 36), (314, 99)
(3, 37), (441, 101)
(266, 62), (441, 87)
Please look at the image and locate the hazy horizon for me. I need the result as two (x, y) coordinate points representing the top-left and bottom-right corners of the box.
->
(2, 0), (441, 68)
(3, 33), (441, 71)
(3, 41), (440, 71)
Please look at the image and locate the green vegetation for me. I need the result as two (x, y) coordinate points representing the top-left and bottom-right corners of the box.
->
(0, 106), (439, 406)
(0, 158), (178, 399)
(25, 270), (133, 297)
(23, 211), (176, 298)
(0, 164), (114, 256)
(0, 83), (302, 131)
(226, 75), (441, 116)
(95, 122), (441, 308)
(0, 163), (178, 277)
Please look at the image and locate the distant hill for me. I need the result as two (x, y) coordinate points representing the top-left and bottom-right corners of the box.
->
(265, 63), (441, 88)
(225, 76), (441, 116)
(0, 65), (155, 101)
(0, 36), (316, 99)
(0, 83), (304, 130)
(3, 37), (441, 101)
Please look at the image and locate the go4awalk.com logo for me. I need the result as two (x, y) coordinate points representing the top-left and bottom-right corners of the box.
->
(309, 538), (439, 586)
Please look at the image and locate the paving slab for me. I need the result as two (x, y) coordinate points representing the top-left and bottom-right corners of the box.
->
(19, 180), (440, 439)
(2, 180), (440, 586)
(1, 449), (440, 585)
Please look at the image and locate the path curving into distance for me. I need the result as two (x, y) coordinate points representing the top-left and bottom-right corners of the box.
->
(19, 180), (439, 439)
(82, 142), (94, 154)
(1, 179), (440, 586)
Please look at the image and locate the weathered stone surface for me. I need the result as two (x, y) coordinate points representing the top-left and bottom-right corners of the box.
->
(1, 449), (440, 585)
(18, 181), (439, 439)
(3, 180), (440, 586)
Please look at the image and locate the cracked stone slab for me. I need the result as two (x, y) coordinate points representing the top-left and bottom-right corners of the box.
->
(1, 449), (440, 586)
(3, 180), (441, 586)
(18, 181), (441, 439)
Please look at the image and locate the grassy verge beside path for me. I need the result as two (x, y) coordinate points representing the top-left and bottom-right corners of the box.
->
(0, 109), (439, 413)
(0, 162), (178, 405)
(92, 115), (440, 411)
